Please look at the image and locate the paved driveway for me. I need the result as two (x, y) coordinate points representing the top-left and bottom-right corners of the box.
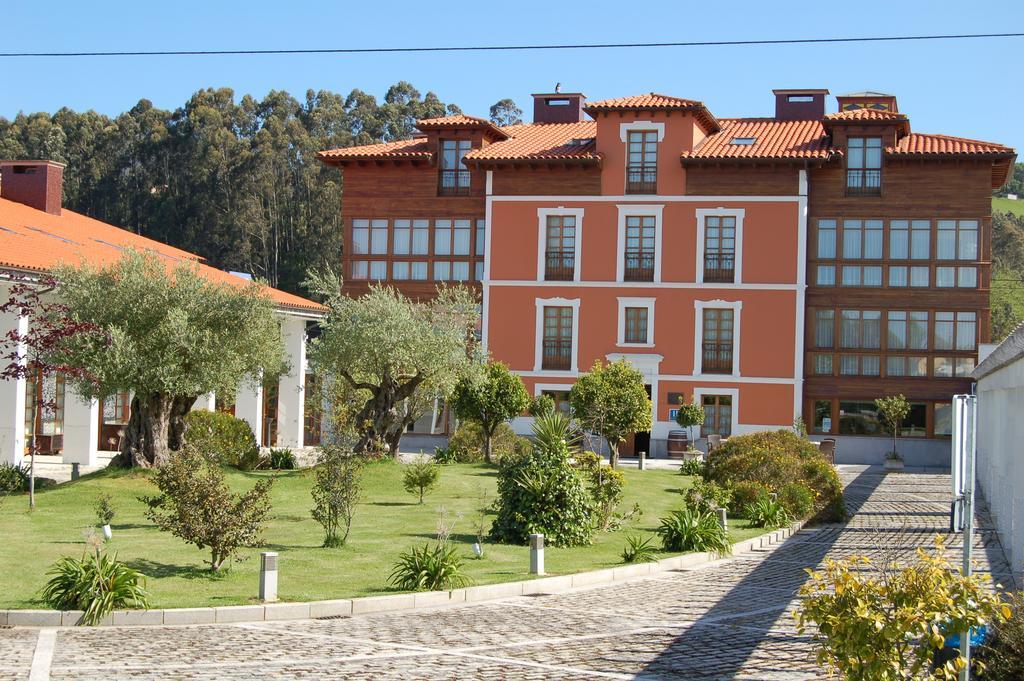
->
(2, 466), (1013, 680)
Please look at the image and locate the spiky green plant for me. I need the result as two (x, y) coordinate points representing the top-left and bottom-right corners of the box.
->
(388, 543), (472, 592)
(656, 507), (731, 556)
(621, 534), (658, 563)
(41, 551), (150, 625)
(745, 495), (790, 529)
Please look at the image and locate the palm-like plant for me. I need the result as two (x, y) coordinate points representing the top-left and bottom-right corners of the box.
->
(388, 543), (472, 592)
(745, 495), (790, 529)
(531, 412), (580, 455)
(656, 508), (732, 556)
(621, 534), (658, 563)
(41, 551), (150, 625)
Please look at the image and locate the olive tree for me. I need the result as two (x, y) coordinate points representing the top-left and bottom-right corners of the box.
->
(451, 362), (530, 464)
(875, 394), (911, 458)
(569, 360), (652, 468)
(306, 274), (479, 457)
(44, 251), (286, 467)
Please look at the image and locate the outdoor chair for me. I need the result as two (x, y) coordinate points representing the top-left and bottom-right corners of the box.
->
(819, 437), (836, 464)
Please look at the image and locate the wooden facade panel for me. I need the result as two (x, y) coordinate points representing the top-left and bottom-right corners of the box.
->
(684, 166), (800, 196)
(490, 166), (601, 195)
(341, 280), (480, 302)
(804, 376), (972, 402)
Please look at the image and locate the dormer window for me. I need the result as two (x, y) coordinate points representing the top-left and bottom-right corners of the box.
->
(438, 139), (471, 196)
(730, 137), (756, 146)
(846, 137), (882, 196)
(625, 130), (658, 194)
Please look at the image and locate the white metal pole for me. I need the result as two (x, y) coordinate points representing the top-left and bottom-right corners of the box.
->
(958, 395), (976, 681)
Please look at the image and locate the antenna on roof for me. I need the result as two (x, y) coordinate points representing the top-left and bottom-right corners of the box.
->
(555, 83), (561, 93)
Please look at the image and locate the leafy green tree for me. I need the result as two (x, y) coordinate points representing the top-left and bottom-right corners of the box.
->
(307, 276), (479, 457)
(311, 446), (363, 548)
(451, 362), (530, 464)
(569, 360), (652, 468)
(674, 396), (705, 443)
(488, 98), (523, 126)
(875, 394), (911, 458)
(45, 251), (285, 467)
(402, 457), (441, 504)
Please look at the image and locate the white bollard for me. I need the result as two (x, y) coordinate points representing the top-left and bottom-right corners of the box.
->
(716, 508), (728, 531)
(638, 451), (647, 470)
(529, 533), (545, 575)
(260, 551), (278, 602)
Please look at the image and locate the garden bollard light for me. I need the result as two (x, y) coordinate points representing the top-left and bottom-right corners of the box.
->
(769, 492), (778, 503)
(529, 533), (545, 575)
(716, 508), (728, 531)
(71, 463), (80, 481)
(638, 451), (647, 470)
(260, 551), (278, 602)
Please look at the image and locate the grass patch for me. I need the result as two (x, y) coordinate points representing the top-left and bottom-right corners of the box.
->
(994, 197), (1024, 217)
(0, 462), (765, 609)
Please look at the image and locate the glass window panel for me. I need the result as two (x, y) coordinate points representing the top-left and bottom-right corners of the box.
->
(412, 220), (430, 255)
(937, 220), (956, 259)
(956, 312), (976, 351)
(839, 401), (884, 435)
(433, 261), (450, 281)
(936, 267), (955, 287)
(370, 219), (388, 255)
(815, 310), (834, 348)
(351, 219), (370, 255)
(889, 220), (909, 259)
(909, 357), (927, 377)
(814, 354), (833, 375)
(369, 261), (387, 280)
(452, 262), (470, 281)
(889, 266), (908, 287)
(843, 220), (862, 258)
(434, 220), (452, 255)
(453, 219), (471, 255)
(475, 261), (484, 281)
(817, 265), (835, 286)
(411, 262), (428, 280)
(351, 260), (368, 279)
(909, 311), (929, 350)
(863, 266), (882, 286)
(902, 403), (927, 437)
(841, 266), (861, 286)
(817, 220), (836, 258)
(959, 220), (978, 260)
(887, 356), (905, 376)
(813, 400), (833, 434)
(840, 355), (859, 375)
(933, 357), (953, 377)
(392, 262), (409, 280)
(935, 312), (955, 350)
(935, 403), (953, 436)
(956, 357), (976, 376)
(861, 355), (880, 376)
(476, 219), (486, 256)
(864, 220), (883, 258)
(393, 219), (410, 255)
(911, 220), (930, 259)
(958, 267), (977, 288)
(887, 311), (907, 349)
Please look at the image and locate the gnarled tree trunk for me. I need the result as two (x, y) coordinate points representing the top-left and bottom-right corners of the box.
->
(115, 392), (197, 467)
(349, 373), (425, 459)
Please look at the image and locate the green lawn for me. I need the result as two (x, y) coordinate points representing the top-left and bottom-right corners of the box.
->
(0, 462), (765, 609)
(994, 196), (1024, 217)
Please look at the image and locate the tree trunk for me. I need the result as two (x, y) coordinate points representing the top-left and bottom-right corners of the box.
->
(116, 393), (173, 467)
(484, 429), (493, 465)
(609, 441), (620, 469)
(350, 374), (425, 459)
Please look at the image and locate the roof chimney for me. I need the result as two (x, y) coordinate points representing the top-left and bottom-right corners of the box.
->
(531, 91), (586, 124)
(0, 160), (64, 215)
(772, 89), (829, 121)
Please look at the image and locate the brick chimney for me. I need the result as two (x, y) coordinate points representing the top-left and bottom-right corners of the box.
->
(531, 90), (586, 124)
(0, 160), (65, 215)
(772, 89), (829, 120)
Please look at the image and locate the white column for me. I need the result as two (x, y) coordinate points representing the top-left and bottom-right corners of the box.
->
(62, 392), (99, 466)
(192, 393), (216, 411)
(235, 378), (263, 446)
(276, 316), (306, 449)
(0, 310), (28, 466)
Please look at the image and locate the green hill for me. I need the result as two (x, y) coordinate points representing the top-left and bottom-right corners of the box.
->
(994, 197), (1024, 217)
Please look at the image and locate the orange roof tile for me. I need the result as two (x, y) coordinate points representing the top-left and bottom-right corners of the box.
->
(823, 109), (908, 121)
(584, 93), (705, 111)
(415, 115), (509, 140)
(464, 121), (600, 165)
(889, 133), (1015, 156)
(0, 197), (323, 313)
(681, 119), (832, 162)
(317, 137), (433, 162)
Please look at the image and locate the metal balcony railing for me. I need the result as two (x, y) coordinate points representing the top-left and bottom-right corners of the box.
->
(542, 339), (573, 371)
(438, 169), (471, 196)
(623, 251), (655, 282)
(702, 342), (734, 374)
(845, 169), (881, 196)
(626, 163), (657, 194)
(703, 254), (735, 283)
(544, 249), (575, 281)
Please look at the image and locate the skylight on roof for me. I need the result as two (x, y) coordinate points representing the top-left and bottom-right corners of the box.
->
(25, 226), (80, 245)
(566, 138), (594, 147)
(730, 137), (757, 145)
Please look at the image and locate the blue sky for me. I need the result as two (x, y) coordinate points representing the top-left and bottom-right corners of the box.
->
(2, 0), (1023, 151)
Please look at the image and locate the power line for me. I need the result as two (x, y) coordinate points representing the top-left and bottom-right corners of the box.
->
(1, 32), (1023, 58)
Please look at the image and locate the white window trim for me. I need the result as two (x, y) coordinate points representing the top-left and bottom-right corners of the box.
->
(616, 297), (656, 348)
(536, 207), (585, 283)
(534, 297), (581, 373)
(619, 121), (666, 143)
(616, 204), (664, 283)
(695, 207), (745, 284)
(692, 386), (740, 438)
(693, 299), (743, 377)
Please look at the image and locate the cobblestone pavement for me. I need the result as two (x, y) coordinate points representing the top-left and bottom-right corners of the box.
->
(1, 466), (1013, 680)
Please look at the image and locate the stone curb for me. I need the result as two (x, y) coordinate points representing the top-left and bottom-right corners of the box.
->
(3, 519), (805, 628)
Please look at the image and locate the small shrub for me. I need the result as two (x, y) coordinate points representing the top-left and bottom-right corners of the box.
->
(730, 480), (770, 515)
(0, 462), (28, 493)
(183, 410), (260, 469)
(745, 495), (790, 529)
(432, 446), (457, 465)
(142, 446), (274, 571)
(448, 421), (529, 464)
(490, 413), (594, 547)
(683, 479), (732, 515)
(797, 537), (1011, 680)
(778, 482), (815, 520)
(677, 458), (705, 477)
(981, 590), (1024, 680)
(705, 429), (844, 523)
(621, 534), (658, 563)
(95, 493), (115, 526)
(41, 551), (150, 626)
(403, 457), (441, 504)
(657, 507), (731, 556)
(388, 542), (472, 591)
(311, 446), (363, 548)
(528, 394), (555, 417)
(268, 448), (296, 470)
(574, 451), (626, 531)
